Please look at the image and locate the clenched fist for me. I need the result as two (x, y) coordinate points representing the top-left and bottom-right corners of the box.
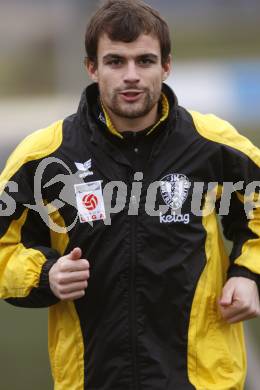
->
(49, 247), (90, 300)
(218, 277), (260, 323)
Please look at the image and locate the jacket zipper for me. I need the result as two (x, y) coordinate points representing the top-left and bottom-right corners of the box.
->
(130, 209), (138, 390)
(130, 133), (139, 389)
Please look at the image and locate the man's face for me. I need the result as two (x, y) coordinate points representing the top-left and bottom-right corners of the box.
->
(87, 33), (171, 120)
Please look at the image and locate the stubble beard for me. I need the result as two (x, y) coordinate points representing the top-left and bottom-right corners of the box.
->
(107, 88), (159, 119)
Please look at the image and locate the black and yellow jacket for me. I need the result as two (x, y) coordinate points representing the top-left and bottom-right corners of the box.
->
(0, 83), (260, 390)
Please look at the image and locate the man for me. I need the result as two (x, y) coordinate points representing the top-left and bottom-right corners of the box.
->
(0, 0), (259, 389)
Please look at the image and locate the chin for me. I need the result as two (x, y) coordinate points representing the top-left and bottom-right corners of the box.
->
(123, 111), (149, 119)
(115, 107), (144, 119)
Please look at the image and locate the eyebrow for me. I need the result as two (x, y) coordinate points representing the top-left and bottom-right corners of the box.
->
(102, 53), (159, 62)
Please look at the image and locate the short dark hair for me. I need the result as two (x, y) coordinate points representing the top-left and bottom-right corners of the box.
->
(85, 0), (171, 65)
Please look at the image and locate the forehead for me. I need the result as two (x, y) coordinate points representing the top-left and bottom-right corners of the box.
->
(97, 33), (161, 58)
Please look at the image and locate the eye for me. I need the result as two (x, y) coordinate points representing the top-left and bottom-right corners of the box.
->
(138, 58), (156, 66)
(107, 58), (123, 66)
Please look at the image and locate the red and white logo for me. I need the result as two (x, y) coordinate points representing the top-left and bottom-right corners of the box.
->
(82, 193), (98, 211)
(74, 180), (106, 224)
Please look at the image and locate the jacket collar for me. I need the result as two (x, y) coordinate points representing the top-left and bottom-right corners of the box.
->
(76, 83), (179, 176)
(77, 82), (178, 143)
(99, 91), (170, 139)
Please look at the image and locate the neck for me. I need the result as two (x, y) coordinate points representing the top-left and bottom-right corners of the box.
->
(105, 104), (159, 133)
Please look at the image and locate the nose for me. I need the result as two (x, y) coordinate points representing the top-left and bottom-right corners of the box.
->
(123, 61), (140, 84)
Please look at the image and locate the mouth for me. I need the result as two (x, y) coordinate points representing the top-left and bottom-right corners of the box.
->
(119, 90), (144, 102)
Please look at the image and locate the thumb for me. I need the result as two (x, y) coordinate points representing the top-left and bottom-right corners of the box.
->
(67, 247), (82, 260)
(219, 282), (235, 307)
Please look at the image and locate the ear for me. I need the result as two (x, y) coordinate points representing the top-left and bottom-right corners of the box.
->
(162, 54), (172, 81)
(84, 57), (98, 82)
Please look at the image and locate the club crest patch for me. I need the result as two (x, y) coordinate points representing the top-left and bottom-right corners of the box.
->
(160, 173), (191, 210)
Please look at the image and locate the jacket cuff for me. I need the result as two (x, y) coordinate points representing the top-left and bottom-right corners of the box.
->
(4, 259), (59, 308)
(39, 258), (58, 288)
(227, 264), (260, 297)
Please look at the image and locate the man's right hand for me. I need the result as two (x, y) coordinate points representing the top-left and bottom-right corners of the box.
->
(49, 247), (90, 301)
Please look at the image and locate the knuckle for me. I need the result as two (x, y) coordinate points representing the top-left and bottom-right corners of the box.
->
(74, 291), (85, 300)
(78, 271), (88, 281)
(56, 274), (65, 285)
(79, 281), (87, 290)
(80, 290), (85, 297)
(57, 257), (65, 266)
(58, 285), (67, 294)
(241, 301), (250, 311)
(59, 262), (67, 272)
(248, 303), (256, 312)
(82, 260), (90, 268)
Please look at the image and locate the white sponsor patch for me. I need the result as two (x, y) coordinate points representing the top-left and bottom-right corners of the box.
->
(74, 180), (106, 223)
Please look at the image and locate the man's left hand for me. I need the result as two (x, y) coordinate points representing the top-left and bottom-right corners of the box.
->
(218, 277), (260, 323)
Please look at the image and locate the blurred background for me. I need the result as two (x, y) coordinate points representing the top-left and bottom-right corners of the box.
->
(0, 0), (259, 389)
